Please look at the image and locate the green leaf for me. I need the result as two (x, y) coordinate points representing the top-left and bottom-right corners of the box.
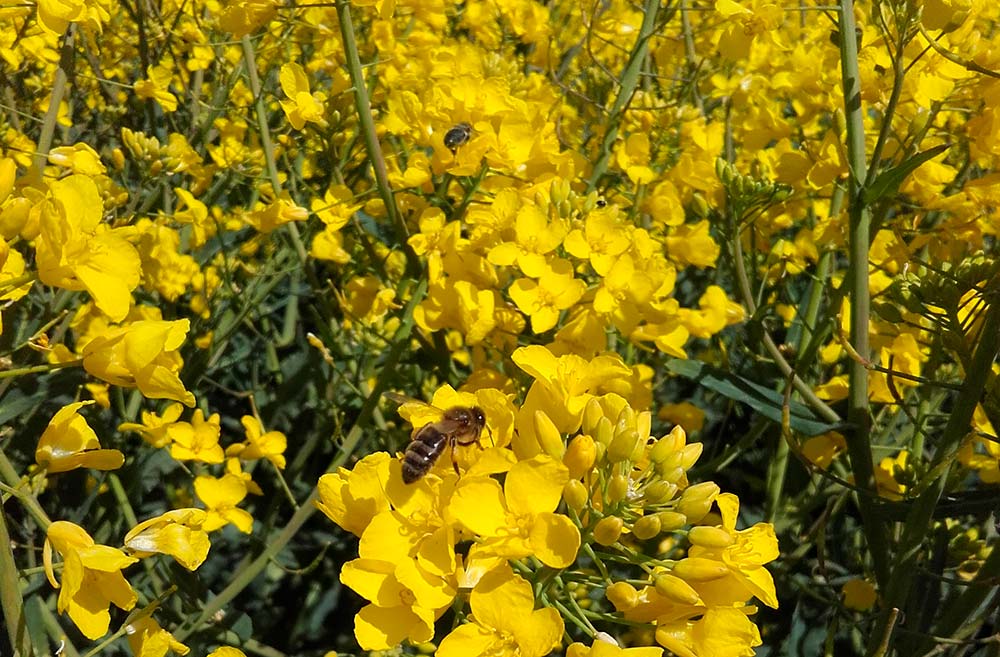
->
(862, 144), (950, 205)
(665, 359), (843, 437)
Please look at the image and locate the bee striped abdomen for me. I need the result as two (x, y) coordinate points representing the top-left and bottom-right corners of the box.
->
(401, 426), (447, 483)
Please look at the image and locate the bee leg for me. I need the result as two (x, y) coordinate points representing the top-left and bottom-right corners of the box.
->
(450, 437), (462, 477)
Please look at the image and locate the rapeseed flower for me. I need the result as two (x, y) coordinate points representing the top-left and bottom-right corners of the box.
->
(450, 455), (580, 568)
(44, 521), (138, 639)
(279, 63), (327, 130)
(123, 509), (211, 570)
(126, 616), (190, 657)
(167, 409), (224, 463)
(226, 415), (287, 469)
(36, 401), (125, 473)
(436, 564), (563, 657)
(194, 473), (254, 533)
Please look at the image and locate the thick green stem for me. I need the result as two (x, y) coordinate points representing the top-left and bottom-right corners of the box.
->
(838, 0), (891, 588)
(31, 25), (75, 179)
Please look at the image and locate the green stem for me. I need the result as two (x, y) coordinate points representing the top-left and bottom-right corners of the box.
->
(585, 0), (662, 192)
(173, 279), (427, 642)
(0, 450), (51, 531)
(239, 35), (310, 267)
(0, 359), (82, 380)
(334, 0), (419, 276)
(838, 0), (891, 588)
(0, 504), (32, 657)
(31, 25), (75, 179)
(870, 296), (1000, 655)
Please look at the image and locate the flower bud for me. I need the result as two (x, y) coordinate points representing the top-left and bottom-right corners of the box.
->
(605, 581), (639, 610)
(659, 465), (685, 484)
(594, 416), (614, 447)
(636, 411), (652, 440)
(615, 404), (636, 430)
(632, 514), (661, 540)
(534, 410), (565, 459)
(564, 479), (589, 512)
(677, 482), (719, 524)
(643, 480), (677, 504)
(608, 429), (641, 463)
(649, 437), (675, 464)
(582, 398), (604, 435)
(688, 526), (734, 549)
(564, 434), (597, 479)
(593, 516), (624, 545)
(679, 443), (703, 470)
(654, 573), (702, 605)
(607, 473), (629, 504)
(656, 511), (688, 531)
(671, 557), (729, 582)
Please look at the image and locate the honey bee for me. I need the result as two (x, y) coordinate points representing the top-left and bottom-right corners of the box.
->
(443, 122), (472, 153)
(385, 392), (488, 483)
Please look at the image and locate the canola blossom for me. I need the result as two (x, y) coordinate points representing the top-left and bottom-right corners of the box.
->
(1, 0), (999, 654)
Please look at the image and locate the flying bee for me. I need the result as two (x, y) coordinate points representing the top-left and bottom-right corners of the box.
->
(385, 392), (488, 484)
(443, 122), (472, 153)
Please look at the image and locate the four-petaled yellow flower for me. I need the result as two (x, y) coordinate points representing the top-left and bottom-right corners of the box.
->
(226, 415), (287, 469)
(437, 564), (563, 657)
(450, 455), (580, 568)
(167, 409), (224, 463)
(279, 63), (328, 130)
(195, 473), (254, 533)
(44, 521), (139, 640)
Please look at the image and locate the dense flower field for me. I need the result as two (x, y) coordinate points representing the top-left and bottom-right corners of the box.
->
(1, 0), (999, 655)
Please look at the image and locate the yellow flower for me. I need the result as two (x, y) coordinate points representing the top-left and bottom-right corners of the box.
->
(44, 521), (138, 640)
(135, 65), (178, 112)
(82, 319), (196, 407)
(36, 175), (141, 322)
(279, 63), (327, 130)
(509, 258), (586, 333)
(450, 456), (580, 568)
(208, 648), (247, 657)
(118, 403), (186, 449)
(226, 415), (287, 469)
(614, 133), (657, 184)
(48, 143), (106, 176)
(436, 564), (563, 657)
(216, 0), (277, 37)
(488, 204), (568, 277)
(875, 451), (910, 500)
(680, 493), (779, 609)
(567, 635), (663, 657)
(124, 509), (211, 570)
(801, 432), (846, 470)
(655, 606), (762, 657)
(126, 616), (190, 657)
(243, 196), (309, 233)
(35, 401), (124, 473)
(316, 452), (392, 537)
(341, 556), (454, 650)
(563, 207), (632, 276)
(167, 409), (224, 463)
(194, 473), (254, 533)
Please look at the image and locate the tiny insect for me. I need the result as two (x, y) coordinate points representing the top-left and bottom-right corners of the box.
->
(443, 122), (472, 153)
(385, 392), (488, 484)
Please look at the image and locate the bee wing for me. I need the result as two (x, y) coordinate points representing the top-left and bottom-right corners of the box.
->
(383, 392), (444, 428)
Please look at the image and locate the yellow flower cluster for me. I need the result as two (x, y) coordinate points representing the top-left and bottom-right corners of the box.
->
(317, 348), (778, 655)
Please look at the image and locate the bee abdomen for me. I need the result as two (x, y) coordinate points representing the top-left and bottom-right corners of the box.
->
(401, 429), (446, 483)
